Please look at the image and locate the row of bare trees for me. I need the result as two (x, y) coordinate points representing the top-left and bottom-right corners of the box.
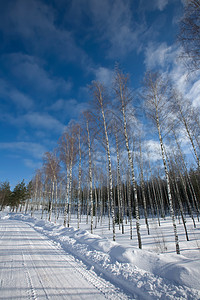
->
(23, 68), (200, 254)
(1, 1), (199, 254)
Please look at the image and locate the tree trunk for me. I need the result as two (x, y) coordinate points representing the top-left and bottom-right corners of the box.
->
(121, 98), (142, 249)
(99, 95), (116, 241)
(127, 174), (133, 239)
(49, 180), (54, 222)
(115, 132), (124, 233)
(77, 129), (82, 229)
(156, 108), (180, 254)
(86, 120), (93, 234)
(64, 168), (70, 227)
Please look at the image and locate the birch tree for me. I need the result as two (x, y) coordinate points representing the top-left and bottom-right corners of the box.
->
(147, 154), (161, 226)
(143, 71), (180, 254)
(178, 0), (200, 71)
(58, 125), (77, 227)
(77, 125), (82, 229)
(43, 151), (60, 222)
(114, 127), (124, 233)
(137, 139), (150, 235)
(172, 91), (200, 169)
(90, 81), (116, 241)
(30, 170), (42, 217)
(170, 129), (199, 223)
(114, 68), (142, 249)
(85, 113), (94, 234)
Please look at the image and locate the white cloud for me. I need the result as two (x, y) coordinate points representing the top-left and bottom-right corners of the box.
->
(23, 112), (65, 133)
(155, 0), (169, 11)
(169, 53), (200, 108)
(144, 42), (200, 108)
(0, 0), (88, 64)
(139, 0), (169, 12)
(144, 42), (175, 69)
(143, 140), (162, 162)
(49, 98), (89, 119)
(9, 90), (33, 110)
(170, 64), (188, 92)
(0, 142), (47, 159)
(0, 78), (34, 110)
(49, 99), (66, 111)
(94, 67), (114, 86)
(23, 158), (42, 169)
(1, 53), (72, 97)
(0, 0), (54, 38)
(68, 0), (145, 58)
(0, 111), (66, 134)
(186, 79), (200, 108)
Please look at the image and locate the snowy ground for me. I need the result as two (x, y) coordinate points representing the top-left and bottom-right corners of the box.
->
(0, 210), (200, 299)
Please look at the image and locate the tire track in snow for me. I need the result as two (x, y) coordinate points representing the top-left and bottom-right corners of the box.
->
(25, 222), (130, 300)
(0, 223), (7, 244)
(13, 222), (38, 300)
(31, 220), (200, 300)
(21, 221), (118, 299)
(0, 219), (127, 300)
(22, 227), (56, 300)
(45, 238), (129, 300)
(22, 251), (38, 300)
(33, 226), (139, 299)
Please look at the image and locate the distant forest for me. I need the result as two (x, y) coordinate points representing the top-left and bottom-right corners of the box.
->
(1, 0), (200, 255)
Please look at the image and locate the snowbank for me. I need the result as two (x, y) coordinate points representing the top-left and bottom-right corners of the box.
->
(2, 212), (199, 299)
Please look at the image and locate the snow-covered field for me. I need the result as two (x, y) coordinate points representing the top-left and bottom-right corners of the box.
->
(0, 210), (200, 299)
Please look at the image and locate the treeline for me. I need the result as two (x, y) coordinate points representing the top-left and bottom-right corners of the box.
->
(17, 68), (199, 255)
(0, 180), (32, 211)
(1, 69), (200, 254)
(1, 0), (200, 254)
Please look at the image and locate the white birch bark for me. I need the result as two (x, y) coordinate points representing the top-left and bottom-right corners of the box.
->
(172, 152), (196, 228)
(102, 107), (115, 241)
(115, 132), (124, 233)
(77, 128), (82, 229)
(119, 83), (142, 249)
(143, 72), (180, 253)
(92, 83), (116, 241)
(139, 143), (150, 235)
(93, 164), (98, 229)
(49, 180), (54, 222)
(173, 129), (200, 221)
(106, 157), (111, 231)
(175, 96), (200, 169)
(123, 183), (128, 225)
(63, 168), (70, 227)
(86, 180), (90, 224)
(54, 180), (58, 223)
(127, 174), (133, 239)
(67, 162), (73, 228)
(157, 176), (166, 219)
(148, 156), (161, 225)
(140, 176), (150, 235)
(172, 172), (189, 241)
(146, 178), (155, 221)
(86, 120), (94, 234)
(31, 174), (38, 217)
(156, 109), (180, 254)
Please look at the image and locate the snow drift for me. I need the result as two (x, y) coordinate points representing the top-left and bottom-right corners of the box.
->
(1, 212), (199, 299)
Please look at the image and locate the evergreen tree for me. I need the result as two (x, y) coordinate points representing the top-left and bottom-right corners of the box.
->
(10, 180), (28, 209)
(0, 181), (11, 209)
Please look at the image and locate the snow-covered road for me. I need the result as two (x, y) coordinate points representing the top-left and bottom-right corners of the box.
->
(0, 219), (128, 299)
(0, 213), (200, 299)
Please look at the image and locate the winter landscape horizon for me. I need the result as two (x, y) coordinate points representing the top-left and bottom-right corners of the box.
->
(0, 209), (200, 299)
(0, 0), (200, 299)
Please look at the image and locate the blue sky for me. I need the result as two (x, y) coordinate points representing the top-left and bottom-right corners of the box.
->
(0, 0), (199, 189)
